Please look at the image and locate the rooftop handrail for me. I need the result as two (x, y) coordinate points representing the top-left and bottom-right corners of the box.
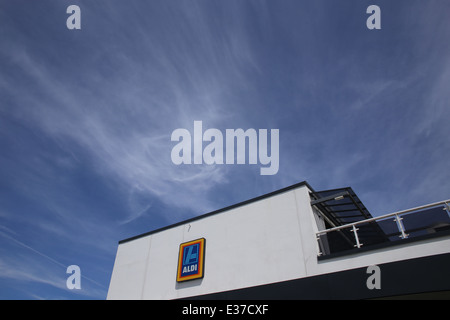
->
(316, 199), (450, 236)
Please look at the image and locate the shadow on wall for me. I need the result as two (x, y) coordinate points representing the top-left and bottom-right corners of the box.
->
(175, 278), (203, 291)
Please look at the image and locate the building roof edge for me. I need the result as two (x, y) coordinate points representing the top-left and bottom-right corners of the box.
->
(118, 180), (314, 244)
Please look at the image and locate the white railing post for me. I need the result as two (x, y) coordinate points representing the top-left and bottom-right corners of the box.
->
(393, 214), (408, 239)
(352, 225), (362, 248)
(445, 202), (450, 218)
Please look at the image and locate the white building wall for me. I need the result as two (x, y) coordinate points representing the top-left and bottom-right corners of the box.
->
(107, 184), (450, 299)
(107, 185), (318, 299)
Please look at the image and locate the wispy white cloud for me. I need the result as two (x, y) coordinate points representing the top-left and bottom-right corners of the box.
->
(1, 12), (253, 224)
(0, 229), (106, 299)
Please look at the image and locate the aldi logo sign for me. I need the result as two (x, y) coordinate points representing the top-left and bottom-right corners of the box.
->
(177, 238), (205, 282)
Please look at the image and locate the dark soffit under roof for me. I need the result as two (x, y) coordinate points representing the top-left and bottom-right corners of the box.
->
(310, 187), (390, 248)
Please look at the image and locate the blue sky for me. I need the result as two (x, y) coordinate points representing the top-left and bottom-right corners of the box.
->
(0, 0), (449, 299)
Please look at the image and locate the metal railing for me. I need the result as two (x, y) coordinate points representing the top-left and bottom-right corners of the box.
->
(316, 199), (450, 256)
